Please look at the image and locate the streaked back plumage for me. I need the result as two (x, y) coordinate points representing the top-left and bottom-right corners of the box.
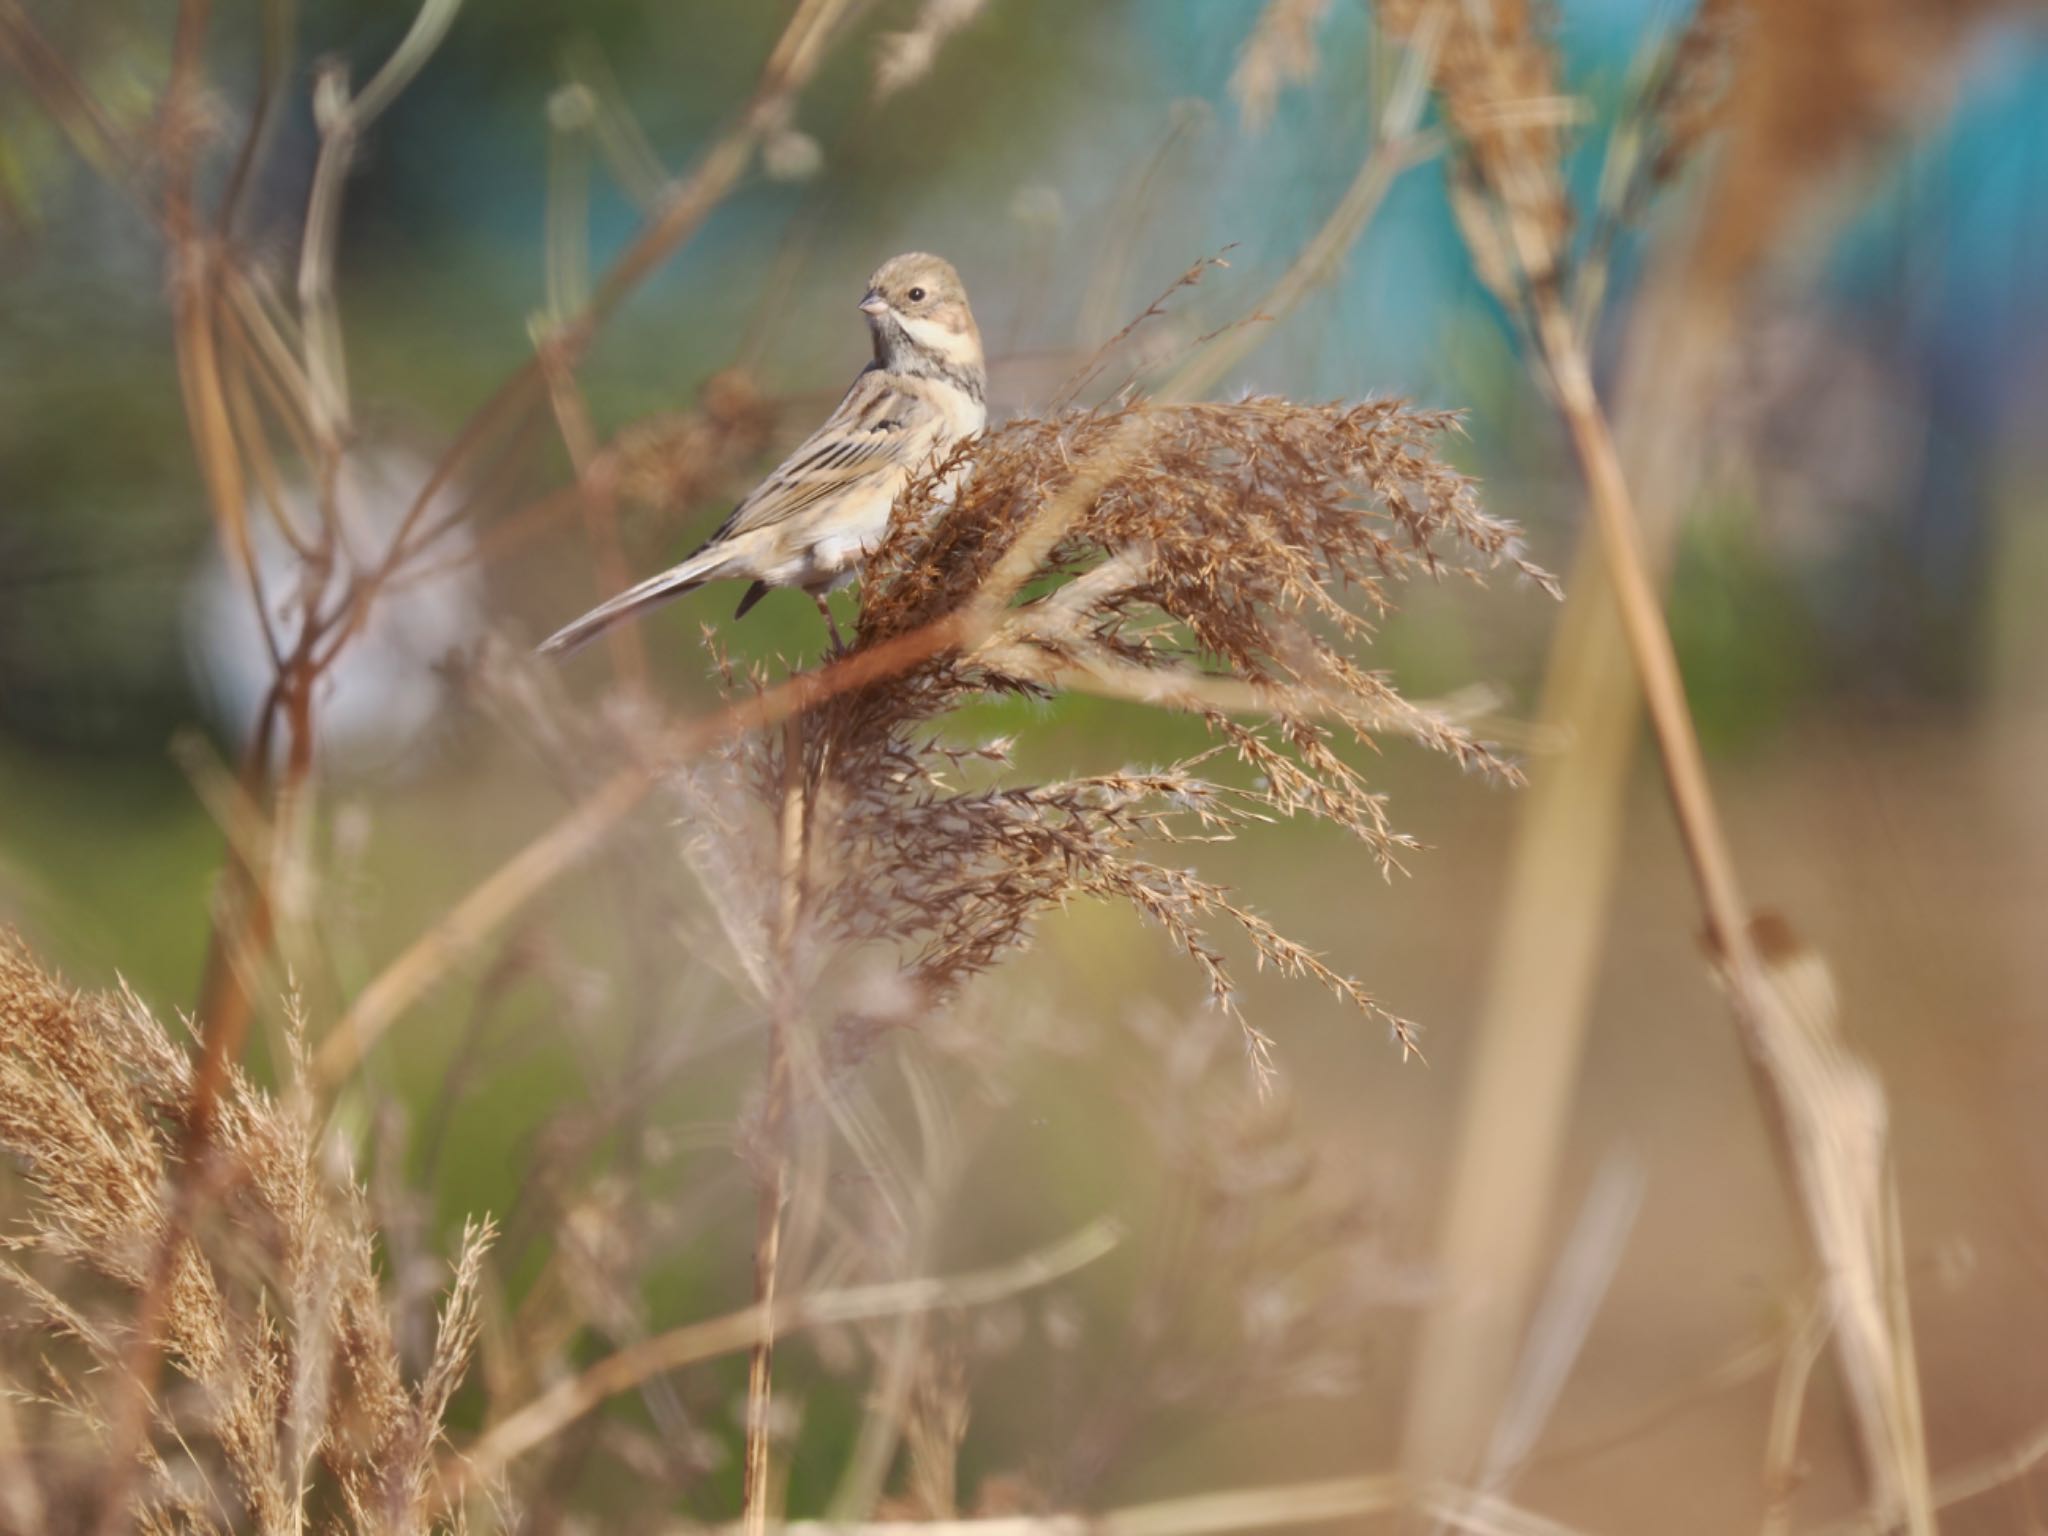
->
(538, 254), (985, 657)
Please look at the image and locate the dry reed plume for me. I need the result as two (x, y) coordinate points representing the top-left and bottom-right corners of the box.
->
(0, 936), (490, 1534)
(658, 392), (1551, 1086)
(1231, 0), (1334, 132)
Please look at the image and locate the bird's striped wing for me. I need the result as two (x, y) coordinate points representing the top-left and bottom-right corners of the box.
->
(716, 367), (941, 541)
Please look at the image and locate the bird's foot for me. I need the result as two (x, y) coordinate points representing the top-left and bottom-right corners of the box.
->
(814, 594), (848, 657)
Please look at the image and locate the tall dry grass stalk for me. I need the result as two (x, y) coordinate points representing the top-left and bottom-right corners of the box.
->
(0, 936), (491, 1533)
(1393, 1), (2010, 1529)
(1, 0), (866, 1513)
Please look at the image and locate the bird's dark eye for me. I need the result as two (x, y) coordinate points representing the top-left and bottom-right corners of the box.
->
(907, 286), (926, 302)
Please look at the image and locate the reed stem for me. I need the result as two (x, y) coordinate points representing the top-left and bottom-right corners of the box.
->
(745, 713), (811, 1535)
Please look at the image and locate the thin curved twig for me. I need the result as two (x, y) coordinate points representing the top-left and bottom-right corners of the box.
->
(442, 1218), (1121, 1500)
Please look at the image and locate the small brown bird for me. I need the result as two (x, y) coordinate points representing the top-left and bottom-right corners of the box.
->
(539, 252), (986, 656)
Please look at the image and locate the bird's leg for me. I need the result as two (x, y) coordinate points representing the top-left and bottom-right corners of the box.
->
(813, 593), (847, 655)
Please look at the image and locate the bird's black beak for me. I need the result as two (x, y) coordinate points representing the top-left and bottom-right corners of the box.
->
(858, 289), (888, 316)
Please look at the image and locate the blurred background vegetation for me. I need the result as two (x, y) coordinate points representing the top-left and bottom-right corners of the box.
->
(5, 1), (2048, 1532)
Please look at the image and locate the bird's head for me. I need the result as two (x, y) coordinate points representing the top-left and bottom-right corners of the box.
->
(859, 252), (983, 382)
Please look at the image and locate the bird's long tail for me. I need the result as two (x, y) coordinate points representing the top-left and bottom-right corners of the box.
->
(536, 545), (735, 656)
